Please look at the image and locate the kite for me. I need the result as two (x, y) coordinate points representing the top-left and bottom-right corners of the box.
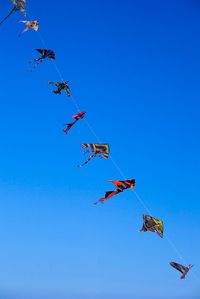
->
(170, 262), (193, 279)
(78, 143), (110, 167)
(19, 20), (39, 36)
(30, 49), (55, 70)
(94, 179), (135, 204)
(63, 111), (86, 134)
(0, 0), (26, 25)
(49, 81), (71, 96)
(140, 214), (164, 238)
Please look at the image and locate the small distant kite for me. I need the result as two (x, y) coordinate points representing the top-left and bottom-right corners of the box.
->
(30, 49), (55, 70)
(63, 111), (86, 134)
(49, 81), (71, 96)
(0, 0), (26, 26)
(140, 214), (164, 238)
(78, 143), (110, 167)
(95, 179), (135, 204)
(19, 20), (39, 36)
(170, 262), (193, 279)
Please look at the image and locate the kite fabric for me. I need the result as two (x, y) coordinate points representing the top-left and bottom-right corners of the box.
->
(140, 214), (164, 238)
(94, 179), (135, 205)
(170, 262), (193, 279)
(19, 20), (39, 36)
(0, 0), (26, 25)
(49, 81), (71, 96)
(109, 179), (135, 191)
(11, 0), (26, 12)
(35, 49), (55, 61)
(63, 111), (86, 134)
(78, 143), (110, 167)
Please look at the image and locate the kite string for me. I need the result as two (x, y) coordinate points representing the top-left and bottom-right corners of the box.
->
(37, 29), (85, 113)
(68, 95), (188, 264)
(110, 153), (200, 284)
(109, 155), (184, 259)
(37, 32), (155, 216)
(34, 25), (196, 271)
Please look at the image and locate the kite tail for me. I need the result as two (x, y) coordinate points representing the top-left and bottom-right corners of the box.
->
(94, 198), (104, 205)
(0, 7), (16, 26)
(77, 153), (96, 167)
(63, 120), (77, 134)
(180, 265), (193, 279)
(18, 28), (28, 38)
(28, 59), (42, 72)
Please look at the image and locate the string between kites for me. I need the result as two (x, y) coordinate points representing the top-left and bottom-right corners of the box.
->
(24, 10), (199, 283)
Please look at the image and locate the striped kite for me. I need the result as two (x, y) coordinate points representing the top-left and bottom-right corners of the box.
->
(140, 214), (164, 238)
(63, 111), (86, 134)
(170, 262), (193, 279)
(94, 179), (135, 204)
(78, 143), (110, 167)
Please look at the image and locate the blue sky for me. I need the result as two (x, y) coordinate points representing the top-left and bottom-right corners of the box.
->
(0, 0), (200, 298)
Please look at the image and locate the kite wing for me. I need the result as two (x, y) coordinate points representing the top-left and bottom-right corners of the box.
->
(94, 190), (121, 205)
(47, 50), (55, 59)
(36, 49), (55, 61)
(109, 179), (136, 191)
(36, 48), (45, 56)
(49, 81), (60, 87)
(72, 111), (86, 120)
(170, 262), (193, 279)
(140, 214), (164, 238)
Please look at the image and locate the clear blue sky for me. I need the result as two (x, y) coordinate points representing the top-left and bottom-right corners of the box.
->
(0, 0), (200, 298)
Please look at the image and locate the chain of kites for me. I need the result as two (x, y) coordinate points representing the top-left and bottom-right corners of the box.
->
(0, 0), (195, 281)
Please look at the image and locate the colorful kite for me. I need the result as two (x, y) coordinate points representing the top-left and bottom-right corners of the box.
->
(140, 214), (164, 238)
(19, 20), (39, 36)
(49, 81), (71, 96)
(94, 179), (135, 204)
(170, 262), (193, 279)
(30, 49), (55, 70)
(78, 143), (110, 167)
(63, 111), (86, 134)
(0, 0), (26, 25)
